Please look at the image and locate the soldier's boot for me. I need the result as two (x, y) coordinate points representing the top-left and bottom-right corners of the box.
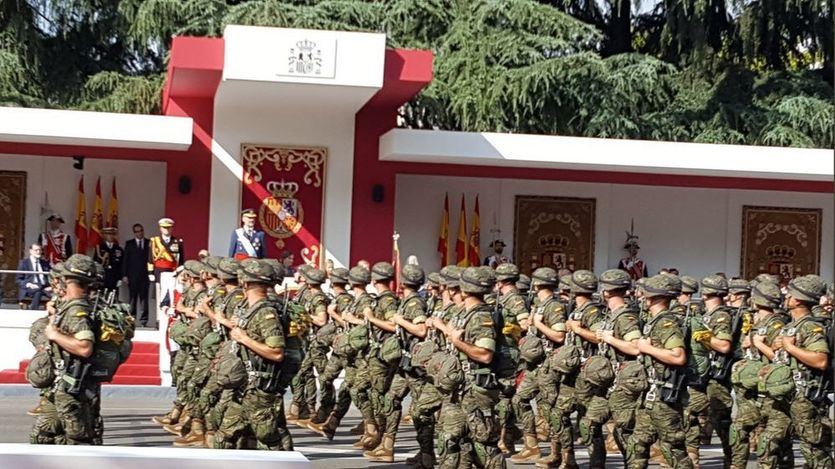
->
(604, 421), (619, 453)
(557, 449), (579, 469)
(151, 406), (181, 426)
(510, 434), (541, 462)
(27, 396), (47, 416)
(295, 405), (314, 429)
(536, 415), (549, 442)
(364, 433), (395, 462)
(162, 411), (191, 436)
(310, 406), (330, 425)
(535, 439), (561, 468)
(406, 452), (435, 468)
(649, 443), (666, 465)
(286, 402), (301, 424)
(308, 412), (339, 440)
(687, 447), (700, 469)
(353, 421), (378, 448)
(173, 419), (206, 447)
(204, 431), (216, 448)
(498, 427), (513, 455)
(361, 423), (383, 451)
(699, 418), (712, 445)
(349, 420), (365, 436)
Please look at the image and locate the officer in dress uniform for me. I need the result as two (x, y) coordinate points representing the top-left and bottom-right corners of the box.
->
(37, 213), (73, 266)
(148, 218), (185, 282)
(93, 227), (124, 295)
(227, 209), (265, 260)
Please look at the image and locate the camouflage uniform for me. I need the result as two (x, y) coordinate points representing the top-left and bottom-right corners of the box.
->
(625, 275), (693, 469)
(289, 268), (330, 424)
(494, 264), (526, 454)
(31, 255), (99, 445)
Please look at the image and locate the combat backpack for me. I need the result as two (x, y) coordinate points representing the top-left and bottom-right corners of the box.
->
(519, 333), (545, 365)
(615, 360), (648, 395)
(426, 351), (463, 394)
(488, 300), (520, 379)
(758, 363), (795, 399)
(26, 349), (55, 389)
(578, 354), (615, 389)
(87, 301), (135, 383)
(731, 359), (764, 391)
(215, 341), (247, 389)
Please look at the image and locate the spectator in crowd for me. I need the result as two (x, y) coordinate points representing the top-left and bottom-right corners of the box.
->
(16, 244), (51, 310)
(123, 223), (150, 326)
(281, 250), (296, 277)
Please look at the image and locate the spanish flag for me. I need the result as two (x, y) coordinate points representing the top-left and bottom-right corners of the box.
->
(468, 195), (481, 267)
(88, 177), (103, 248)
(437, 193), (450, 266)
(74, 177), (88, 254)
(106, 178), (119, 229)
(455, 194), (469, 267)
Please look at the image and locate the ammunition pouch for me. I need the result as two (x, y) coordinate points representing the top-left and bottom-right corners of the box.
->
(248, 354), (282, 394)
(60, 356), (89, 396)
(470, 367), (498, 390)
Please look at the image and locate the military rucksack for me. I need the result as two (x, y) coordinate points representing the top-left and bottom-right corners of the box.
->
(579, 355), (616, 389)
(615, 360), (648, 395)
(199, 330), (224, 360)
(215, 341), (247, 389)
(547, 343), (582, 375)
(315, 322), (339, 348)
(426, 351), (463, 394)
(519, 334), (545, 365)
(411, 340), (438, 369)
(169, 320), (189, 346)
(758, 363), (795, 399)
(379, 334), (402, 364)
(731, 358), (764, 391)
(87, 302), (135, 382)
(26, 349), (55, 389)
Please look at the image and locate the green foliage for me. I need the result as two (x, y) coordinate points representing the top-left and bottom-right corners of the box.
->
(2, 0), (832, 148)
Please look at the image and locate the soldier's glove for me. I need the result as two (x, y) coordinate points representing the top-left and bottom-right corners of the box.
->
(691, 329), (713, 345)
(741, 313), (752, 335)
(502, 323), (523, 342)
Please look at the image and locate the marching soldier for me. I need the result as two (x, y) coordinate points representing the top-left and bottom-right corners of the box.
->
(228, 209), (265, 260)
(38, 213), (73, 266)
(148, 217), (184, 283)
(625, 274), (692, 468)
(93, 227), (123, 294)
(493, 263), (526, 455)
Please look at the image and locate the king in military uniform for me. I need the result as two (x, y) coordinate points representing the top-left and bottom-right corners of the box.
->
(228, 208), (265, 260)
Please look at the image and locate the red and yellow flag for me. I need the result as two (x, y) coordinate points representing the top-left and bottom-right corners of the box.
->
(88, 177), (103, 247)
(106, 178), (119, 229)
(437, 193), (450, 266)
(455, 194), (469, 267)
(468, 195), (481, 267)
(74, 177), (88, 254)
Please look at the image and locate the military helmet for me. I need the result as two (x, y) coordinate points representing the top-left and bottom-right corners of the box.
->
(642, 274), (681, 298)
(570, 270), (598, 294)
(202, 256), (221, 276)
(427, 272), (442, 288)
(238, 259), (274, 284)
(440, 265), (462, 289)
(348, 266), (371, 285)
(302, 267), (327, 285)
(700, 275), (729, 296)
(680, 275), (699, 295)
(62, 254), (97, 283)
(371, 262), (395, 282)
(217, 258), (239, 281)
(599, 269), (631, 291)
(460, 266), (496, 294)
(50, 262), (66, 281)
(495, 263), (520, 282)
(401, 264), (425, 287)
(330, 267), (349, 285)
(787, 275), (826, 303)
(531, 267), (558, 288)
(516, 274), (531, 292)
(184, 260), (206, 278)
(262, 258), (285, 281)
(751, 281), (783, 309)
(558, 274), (572, 292)
(751, 273), (780, 288)
(728, 279), (751, 295)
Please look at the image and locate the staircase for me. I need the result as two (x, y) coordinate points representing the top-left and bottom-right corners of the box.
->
(0, 341), (161, 385)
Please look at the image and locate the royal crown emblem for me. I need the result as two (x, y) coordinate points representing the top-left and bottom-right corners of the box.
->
(288, 39), (322, 75)
(259, 180), (304, 248)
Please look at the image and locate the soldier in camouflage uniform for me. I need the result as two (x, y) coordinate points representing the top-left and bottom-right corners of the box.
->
(492, 263), (525, 455)
(728, 280), (793, 468)
(31, 255), (99, 445)
(213, 259), (287, 450)
(768, 275), (832, 468)
(594, 269), (643, 462)
(289, 267), (330, 428)
(434, 266), (505, 469)
(512, 267), (567, 466)
(151, 268), (191, 428)
(364, 264), (428, 462)
(625, 274), (693, 469)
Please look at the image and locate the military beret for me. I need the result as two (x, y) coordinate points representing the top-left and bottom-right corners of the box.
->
(330, 267), (349, 285)
(158, 217), (175, 227)
(440, 265), (463, 288)
(371, 262), (395, 281)
(401, 264), (425, 287)
(495, 263), (520, 282)
(643, 274), (681, 298)
(427, 272), (442, 288)
(787, 275), (826, 303)
(751, 281), (783, 309)
(217, 258), (240, 281)
(531, 267), (558, 288)
(62, 254), (98, 282)
(570, 270), (598, 294)
(460, 266), (496, 294)
(348, 266), (371, 285)
(700, 275), (729, 296)
(516, 274), (531, 292)
(728, 279), (751, 295)
(238, 259), (274, 284)
(599, 269), (631, 291)
(302, 267), (327, 285)
(680, 275), (699, 294)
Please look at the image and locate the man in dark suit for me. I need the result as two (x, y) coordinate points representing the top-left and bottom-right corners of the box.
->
(122, 223), (150, 326)
(16, 244), (52, 310)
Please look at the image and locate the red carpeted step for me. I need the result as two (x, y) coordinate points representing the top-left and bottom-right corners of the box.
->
(131, 342), (159, 354)
(107, 375), (161, 385)
(18, 359), (30, 373)
(0, 370), (27, 383)
(122, 352), (157, 365)
(114, 364), (159, 376)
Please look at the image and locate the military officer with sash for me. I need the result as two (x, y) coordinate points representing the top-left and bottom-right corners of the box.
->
(38, 213), (73, 266)
(148, 218), (184, 314)
(228, 209), (265, 260)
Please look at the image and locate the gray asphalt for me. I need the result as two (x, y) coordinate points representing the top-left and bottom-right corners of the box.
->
(0, 394), (803, 467)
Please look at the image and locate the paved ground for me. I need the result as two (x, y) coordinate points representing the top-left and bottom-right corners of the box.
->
(0, 394), (804, 467)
